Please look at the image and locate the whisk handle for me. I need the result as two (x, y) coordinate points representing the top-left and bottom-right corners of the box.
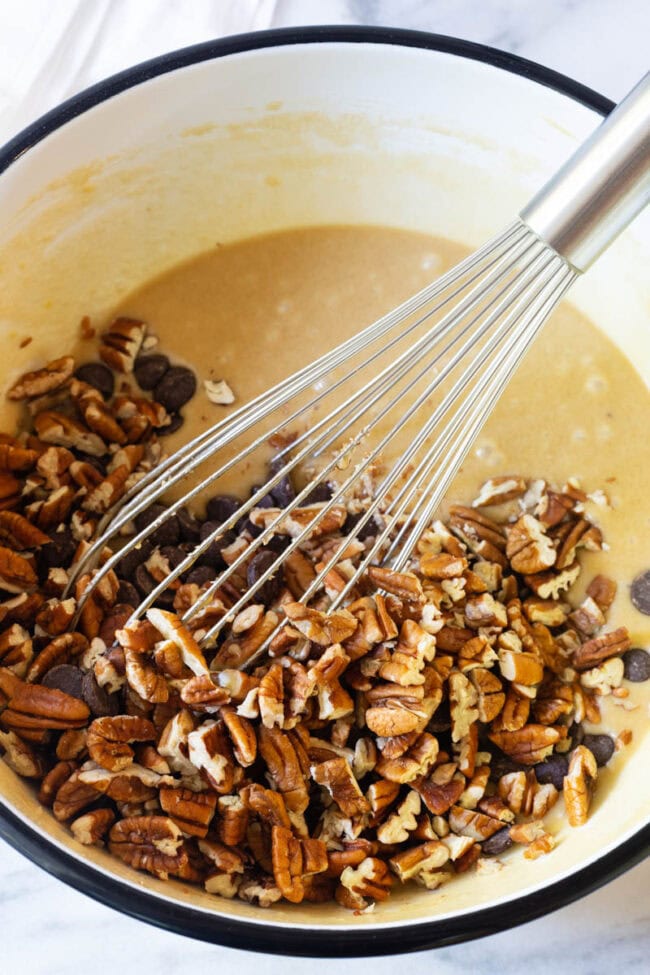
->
(520, 72), (650, 272)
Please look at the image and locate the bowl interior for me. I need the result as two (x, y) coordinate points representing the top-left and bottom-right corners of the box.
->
(0, 38), (648, 936)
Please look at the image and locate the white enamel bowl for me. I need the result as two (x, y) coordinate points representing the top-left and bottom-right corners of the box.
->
(0, 27), (647, 956)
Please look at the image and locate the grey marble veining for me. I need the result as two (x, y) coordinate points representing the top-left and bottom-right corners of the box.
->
(0, 1), (649, 972)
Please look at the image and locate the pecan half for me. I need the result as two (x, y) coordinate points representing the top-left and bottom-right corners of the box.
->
(159, 786), (217, 837)
(70, 808), (116, 846)
(108, 815), (198, 880)
(488, 725), (562, 765)
(505, 515), (556, 575)
(8, 356), (75, 400)
(99, 318), (147, 373)
(572, 627), (631, 671)
(3, 682), (89, 731)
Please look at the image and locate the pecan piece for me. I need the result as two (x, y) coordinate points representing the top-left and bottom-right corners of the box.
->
(87, 715), (156, 771)
(258, 724), (309, 812)
(419, 552), (468, 579)
(367, 566), (423, 601)
(472, 476), (527, 508)
(159, 786), (217, 837)
(389, 840), (450, 883)
(0, 546), (38, 594)
(108, 815), (197, 880)
(283, 602), (358, 645)
(488, 724), (562, 765)
(0, 624), (33, 677)
(0, 512), (50, 550)
(506, 515), (556, 574)
(0, 729), (45, 777)
(563, 745), (598, 827)
(337, 857), (393, 910)
(3, 682), (89, 731)
(469, 667), (505, 722)
(311, 756), (369, 817)
(26, 631), (86, 683)
(572, 627), (631, 671)
(52, 769), (99, 821)
(70, 808), (115, 846)
(99, 318), (147, 373)
(8, 356), (74, 400)
(34, 411), (106, 457)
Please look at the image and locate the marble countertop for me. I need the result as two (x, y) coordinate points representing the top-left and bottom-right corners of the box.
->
(0, 1), (649, 972)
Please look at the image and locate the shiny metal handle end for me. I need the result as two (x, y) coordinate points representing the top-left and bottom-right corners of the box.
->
(520, 72), (650, 272)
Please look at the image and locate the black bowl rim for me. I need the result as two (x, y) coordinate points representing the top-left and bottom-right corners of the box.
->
(0, 23), (647, 957)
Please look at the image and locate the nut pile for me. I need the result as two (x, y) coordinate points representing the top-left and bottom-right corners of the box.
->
(0, 322), (647, 913)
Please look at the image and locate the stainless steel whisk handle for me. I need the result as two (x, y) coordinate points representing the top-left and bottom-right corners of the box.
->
(521, 72), (650, 272)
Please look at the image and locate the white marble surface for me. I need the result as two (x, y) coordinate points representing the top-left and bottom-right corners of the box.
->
(0, 1), (649, 971)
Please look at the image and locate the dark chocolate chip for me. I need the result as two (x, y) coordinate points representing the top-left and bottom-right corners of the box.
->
(99, 604), (134, 646)
(134, 503), (179, 547)
(134, 354), (170, 391)
(303, 482), (333, 504)
(582, 733), (615, 767)
(38, 528), (77, 574)
(481, 827), (513, 856)
(154, 366), (197, 412)
(623, 647), (650, 682)
(75, 362), (115, 399)
(158, 413), (184, 437)
(534, 753), (569, 790)
(134, 563), (157, 597)
(270, 476), (295, 508)
(345, 511), (382, 541)
(206, 494), (241, 524)
(265, 534), (291, 555)
(81, 670), (119, 717)
(630, 570), (650, 615)
(569, 722), (585, 748)
(117, 541), (153, 580)
(247, 549), (284, 604)
(42, 664), (84, 700)
(197, 521), (231, 568)
(117, 580), (140, 605)
(177, 506), (201, 543)
(186, 565), (217, 587)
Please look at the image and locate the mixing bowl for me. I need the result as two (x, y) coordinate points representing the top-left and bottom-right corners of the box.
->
(0, 26), (648, 956)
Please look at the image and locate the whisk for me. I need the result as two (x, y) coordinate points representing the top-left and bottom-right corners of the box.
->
(68, 72), (650, 665)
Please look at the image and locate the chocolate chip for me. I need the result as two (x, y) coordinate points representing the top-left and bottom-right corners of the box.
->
(197, 521), (231, 568)
(134, 563), (157, 597)
(134, 354), (170, 391)
(177, 506), (201, 543)
(623, 647), (650, 682)
(534, 753), (569, 790)
(247, 549), (284, 604)
(38, 528), (77, 574)
(154, 366), (197, 412)
(134, 503), (179, 547)
(569, 722), (585, 748)
(582, 733), (615, 767)
(81, 670), (119, 717)
(303, 482), (333, 504)
(186, 565), (217, 587)
(99, 604), (134, 646)
(158, 413), (184, 437)
(117, 541), (153, 580)
(630, 570), (650, 615)
(489, 752), (526, 780)
(206, 494), (241, 524)
(75, 362), (115, 399)
(481, 827), (513, 856)
(265, 534), (291, 555)
(346, 511), (382, 541)
(42, 664), (84, 700)
(117, 580), (140, 605)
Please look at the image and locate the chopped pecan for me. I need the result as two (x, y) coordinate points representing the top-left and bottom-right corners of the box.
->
(469, 667), (505, 722)
(3, 682), (89, 731)
(448, 805), (504, 840)
(376, 789), (421, 844)
(311, 756), (369, 817)
(52, 768), (99, 821)
(249, 503), (347, 540)
(283, 602), (357, 646)
(0, 546), (38, 594)
(216, 795), (249, 846)
(108, 815), (199, 880)
(524, 560), (581, 599)
(367, 566), (423, 601)
(70, 808), (115, 846)
(221, 707), (257, 766)
(564, 745), (598, 827)
(488, 724), (561, 765)
(159, 786), (217, 837)
(87, 715), (155, 771)
(337, 857), (393, 910)
(0, 728), (45, 777)
(472, 476), (527, 508)
(420, 552), (468, 579)
(34, 411), (106, 457)
(448, 671), (479, 742)
(187, 720), (236, 794)
(258, 724), (309, 812)
(586, 575), (617, 612)
(448, 505), (507, 566)
(123, 648), (168, 703)
(0, 512), (50, 550)
(572, 627), (631, 671)
(506, 515), (556, 574)
(8, 356), (75, 400)
(99, 318), (147, 373)
(375, 731), (439, 784)
(38, 760), (77, 806)
(0, 624), (33, 677)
